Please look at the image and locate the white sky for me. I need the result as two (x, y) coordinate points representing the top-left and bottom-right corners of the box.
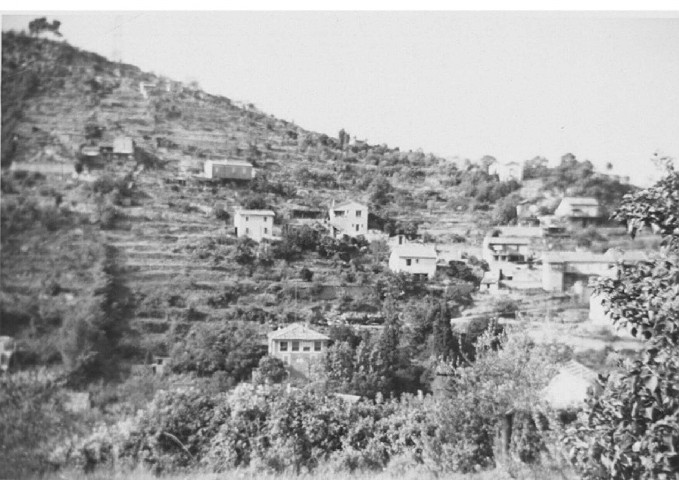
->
(3, 10), (679, 185)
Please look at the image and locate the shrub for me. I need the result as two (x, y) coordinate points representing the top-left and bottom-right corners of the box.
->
(257, 356), (287, 384)
(300, 267), (313, 282)
(169, 321), (266, 380)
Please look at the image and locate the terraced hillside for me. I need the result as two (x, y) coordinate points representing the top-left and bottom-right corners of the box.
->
(2, 33), (464, 362)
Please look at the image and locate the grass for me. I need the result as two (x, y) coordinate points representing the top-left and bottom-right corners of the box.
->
(39, 462), (577, 480)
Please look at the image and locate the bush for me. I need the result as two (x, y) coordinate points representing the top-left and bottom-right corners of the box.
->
(300, 267), (313, 282)
(169, 322), (266, 380)
(257, 356), (287, 384)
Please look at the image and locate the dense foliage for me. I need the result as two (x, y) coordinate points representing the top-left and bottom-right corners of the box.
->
(564, 163), (679, 479)
(54, 326), (560, 476)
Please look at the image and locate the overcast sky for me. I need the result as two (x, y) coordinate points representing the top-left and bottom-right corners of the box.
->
(3, 11), (679, 185)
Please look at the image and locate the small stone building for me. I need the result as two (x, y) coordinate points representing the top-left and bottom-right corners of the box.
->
(268, 323), (330, 379)
(204, 159), (253, 180)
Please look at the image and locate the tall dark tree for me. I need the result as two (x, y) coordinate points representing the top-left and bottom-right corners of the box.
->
(431, 301), (456, 361)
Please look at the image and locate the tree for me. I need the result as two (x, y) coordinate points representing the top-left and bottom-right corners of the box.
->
(170, 322), (266, 381)
(522, 156), (549, 180)
(431, 301), (456, 361)
(257, 356), (287, 383)
(28, 17), (62, 37)
(491, 193), (521, 226)
(234, 237), (257, 265)
(369, 176), (393, 208)
(565, 163), (679, 479)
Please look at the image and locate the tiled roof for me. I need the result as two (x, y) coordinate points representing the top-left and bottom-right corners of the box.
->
(332, 199), (367, 210)
(268, 323), (330, 341)
(561, 197), (600, 206)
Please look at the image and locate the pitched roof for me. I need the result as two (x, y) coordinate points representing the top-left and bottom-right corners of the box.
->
(268, 323), (329, 341)
(236, 209), (275, 216)
(391, 244), (437, 259)
(561, 197), (600, 206)
(332, 199), (367, 210)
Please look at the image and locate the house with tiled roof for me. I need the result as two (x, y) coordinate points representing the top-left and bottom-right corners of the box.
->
(268, 323), (330, 379)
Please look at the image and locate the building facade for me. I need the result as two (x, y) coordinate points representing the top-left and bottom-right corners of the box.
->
(554, 197), (604, 228)
(268, 323), (330, 379)
(388, 244), (438, 280)
(482, 236), (532, 265)
(328, 200), (368, 238)
(234, 209), (275, 242)
(204, 159), (254, 180)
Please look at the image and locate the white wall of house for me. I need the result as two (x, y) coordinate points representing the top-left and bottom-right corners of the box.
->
(554, 200), (601, 218)
(328, 201), (368, 237)
(388, 252), (437, 278)
(234, 211), (274, 242)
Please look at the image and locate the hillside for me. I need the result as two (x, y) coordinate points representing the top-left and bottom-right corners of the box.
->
(0, 31), (489, 371)
(0, 30), (640, 376)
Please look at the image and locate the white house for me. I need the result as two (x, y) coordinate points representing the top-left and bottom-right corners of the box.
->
(268, 323), (330, 379)
(328, 200), (368, 238)
(234, 209), (275, 242)
(388, 244), (438, 280)
(482, 236), (532, 265)
(554, 197), (604, 228)
(489, 161), (524, 182)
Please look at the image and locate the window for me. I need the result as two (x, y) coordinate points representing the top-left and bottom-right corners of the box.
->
(406, 259), (412, 266)
(246, 216), (249, 222)
(314, 341), (322, 352)
(264, 228), (268, 234)
(292, 341), (299, 351)
(279, 341), (288, 352)
(356, 210), (362, 217)
(245, 228), (250, 234)
(355, 225), (359, 232)
(303, 344), (311, 352)
(416, 259), (419, 264)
